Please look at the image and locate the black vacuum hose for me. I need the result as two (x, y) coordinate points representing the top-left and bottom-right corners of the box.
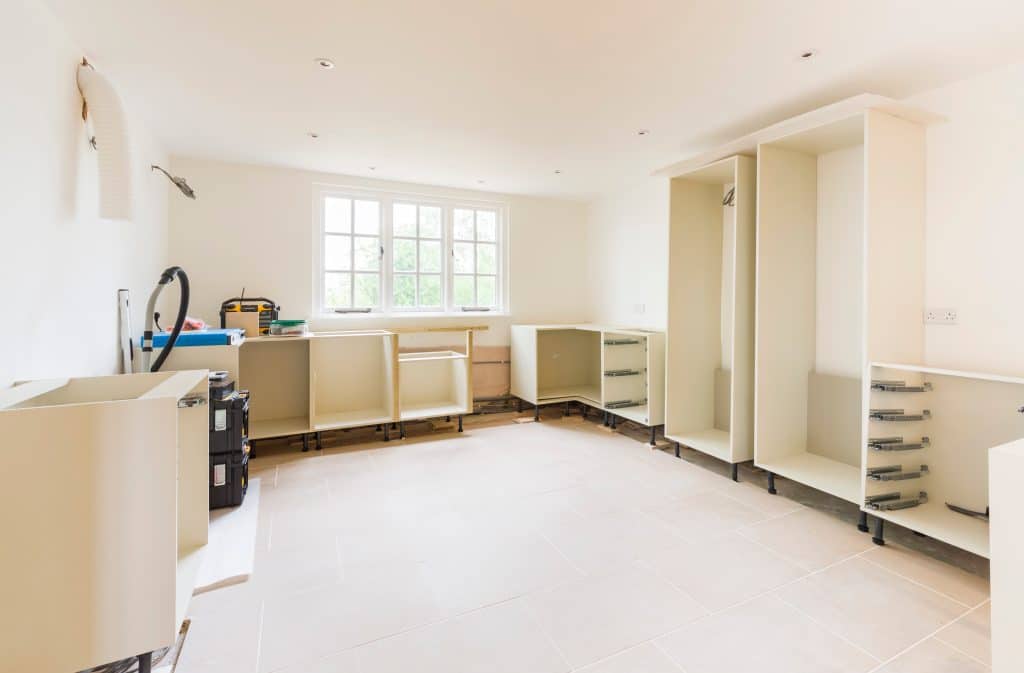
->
(150, 266), (190, 372)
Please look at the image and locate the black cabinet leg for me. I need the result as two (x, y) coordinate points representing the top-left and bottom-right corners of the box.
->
(391, 422), (398, 430)
(446, 415), (451, 422)
(858, 511), (869, 533)
(872, 517), (886, 546)
(674, 442), (680, 458)
(534, 405), (540, 421)
(400, 421), (406, 439)
(581, 406), (588, 420)
(315, 431), (323, 451)
(767, 472), (777, 495)
(603, 411), (609, 426)
(731, 463), (739, 482)
(649, 426), (657, 446)
(384, 424), (390, 442)
(517, 397), (523, 413)
(249, 439), (256, 459)
(564, 401), (570, 417)
(138, 652), (152, 673)
(458, 415), (464, 432)
(610, 415), (617, 429)
(301, 434), (309, 452)
(375, 424), (382, 431)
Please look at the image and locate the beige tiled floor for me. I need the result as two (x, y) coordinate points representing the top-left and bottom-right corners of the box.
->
(179, 417), (991, 673)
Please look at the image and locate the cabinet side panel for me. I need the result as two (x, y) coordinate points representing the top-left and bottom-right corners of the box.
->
(865, 109), (926, 364)
(731, 156), (757, 460)
(509, 325), (538, 403)
(755, 146), (818, 462)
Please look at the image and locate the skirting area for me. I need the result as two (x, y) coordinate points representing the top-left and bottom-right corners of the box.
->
(177, 414), (991, 673)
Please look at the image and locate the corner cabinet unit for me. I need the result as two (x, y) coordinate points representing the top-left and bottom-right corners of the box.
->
(862, 363), (1024, 555)
(0, 370), (210, 673)
(665, 155), (756, 478)
(754, 108), (932, 504)
(510, 324), (665, 441)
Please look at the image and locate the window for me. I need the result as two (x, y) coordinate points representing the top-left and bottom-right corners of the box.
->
(317, 189), (506, 315)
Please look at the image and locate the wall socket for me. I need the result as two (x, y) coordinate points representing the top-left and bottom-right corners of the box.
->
(924, 308), (958, 325)
(633, 303), (646, 315)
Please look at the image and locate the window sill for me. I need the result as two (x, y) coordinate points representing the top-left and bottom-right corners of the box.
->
(316, 310), (509, 320)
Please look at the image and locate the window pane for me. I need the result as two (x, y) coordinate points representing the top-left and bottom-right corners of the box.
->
(454, 208), (475, 240)
(453, 242), (475, 273)
(324, 272), (351, 308)
(476, 243), (496, 274)
(477, 276), (496, 307)
(353, 236), (380, 271)
(393, 274), (416, 307)
(354, 199), (380, 234)
(476, 211), (497, 241)
(324, 235), (351, 271)
(419, 206), (442, 238)
(453, 275), (474, 306)
(353, 273), (379, 307)
(419, 274), (441, 307)
(393, 203), (416, 237)
(393, 239), (417, 272)
(419, 240), (441, 273)
(324, 197), (351, 233)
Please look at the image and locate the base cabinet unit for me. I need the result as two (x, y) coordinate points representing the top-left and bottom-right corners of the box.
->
(311, 331), (398, 431)
(990, 438), (1024, 673)
(511, 324), (665, 437)
(754, 107), (930, 504)
(863, 364), (1024, 554)
(0, 370), (210, 673)
(665, 155), (756, 474)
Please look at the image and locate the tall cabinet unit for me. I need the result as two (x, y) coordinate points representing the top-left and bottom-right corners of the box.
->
(754, 109), (928, 504)
(665, 155), (756, 479)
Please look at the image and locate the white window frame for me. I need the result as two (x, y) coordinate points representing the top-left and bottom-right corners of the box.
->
(314, 185), (509, 317)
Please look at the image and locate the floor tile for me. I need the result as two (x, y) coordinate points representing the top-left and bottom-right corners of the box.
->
(935, 602), (991, 665)
(646, 532), (807, 610)
(176, 599), (263, 673)
(775, 557), (968, 660)
(355, 599), (569, 673)
(253, 537), (341, 597)
(540, 508), (685, 574)
(739, 508), (875, 571)
(259, 561), (443, 672)
(652, 490), (770, 541)
(655, 595), (878, 673)
(575, 643), (682, 673)
(875, 637), (989, 673)
(524, 562), (706, 668)
(274, 648), (362, 673)
(714, 480), (807, 518)
(861, 544), (988, 607)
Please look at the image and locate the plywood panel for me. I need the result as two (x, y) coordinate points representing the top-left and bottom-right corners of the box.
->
(807, 371), (862, 468)
(865, 109), (926, 365)
(239, 340), (309, 423)
(730, 155), (757, 461)
(510, 325), (538, 403)
(714, 368), (731, 432)
(536, 329), (600, 394)
(755, 146), (818, 462)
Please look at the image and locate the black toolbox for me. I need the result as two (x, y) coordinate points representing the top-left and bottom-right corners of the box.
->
(208, 378), (251, 509)
(210, 448), (249, 509)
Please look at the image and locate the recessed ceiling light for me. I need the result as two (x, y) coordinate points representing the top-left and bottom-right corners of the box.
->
(477, 180), (486, 185)
(554, 169), (562, 175)
(368, 166), (376, 171)
(308, 132), (319, 139)
(637, 129), (650, 136)
(315, 58), (335, 69)
(799, 49), (816, 60)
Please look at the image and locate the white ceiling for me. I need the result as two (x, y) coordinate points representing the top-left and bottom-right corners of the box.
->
(47, 0), (1024, 200)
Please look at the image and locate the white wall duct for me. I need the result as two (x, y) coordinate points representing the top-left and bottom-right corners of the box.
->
(77, 60), (133, 220)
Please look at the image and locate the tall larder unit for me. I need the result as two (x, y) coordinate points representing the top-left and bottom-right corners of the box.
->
(665, 155), (756, 480)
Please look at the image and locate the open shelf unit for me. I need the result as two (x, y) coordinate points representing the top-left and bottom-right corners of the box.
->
(0, 370), (209, 672)
(754, 109), (929, 504)
(863, 363), (1024, 556)
(239, 337), (311, 440)
(399, 349), (472, 421)
(665, 155), (755, 471)
(311, 331), (398, 430)
(511, 324), (665, 434)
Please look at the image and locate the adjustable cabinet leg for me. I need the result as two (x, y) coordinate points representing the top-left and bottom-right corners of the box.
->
(458, 415), (464, 432)
(315, 431), (322, 451)
(674, 442), (680, 458)
(138, 652), (152, 673)
(302, 434), (310, 452)
(767, 472), (777, 495)
(731, 463), (739, 482)
(384, 424), (390, 442)
(400, 421), (406, 439)
(872, 517), (886, 546)
(517, 397), (523, 413)
(445, 415), (451, 422)
(564, 401), (570, 417)
(858, 511), (869, 533)
(375, 424), (382, 432)
(391, 422), (398, 430)
(649, 426), (657, 446)
(603, 411), (609, 427)
(534, 405), (540, 422)
(610, 415), (617, 430)
(581, 406), (587, 420)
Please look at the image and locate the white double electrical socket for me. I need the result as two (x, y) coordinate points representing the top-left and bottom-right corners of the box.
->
(924, 308), (958, 325)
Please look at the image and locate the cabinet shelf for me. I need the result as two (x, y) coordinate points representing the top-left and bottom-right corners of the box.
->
(250, 416), (310, 440)
(757, 453), (861, 504)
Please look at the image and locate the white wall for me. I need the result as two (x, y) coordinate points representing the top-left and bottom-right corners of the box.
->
(0, 0), (168, 388)
(908, 61), (1024, 377)
(587, 60), (1024, 378)
(167, 157), (589, 346)
(585, 178), (669, 329)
